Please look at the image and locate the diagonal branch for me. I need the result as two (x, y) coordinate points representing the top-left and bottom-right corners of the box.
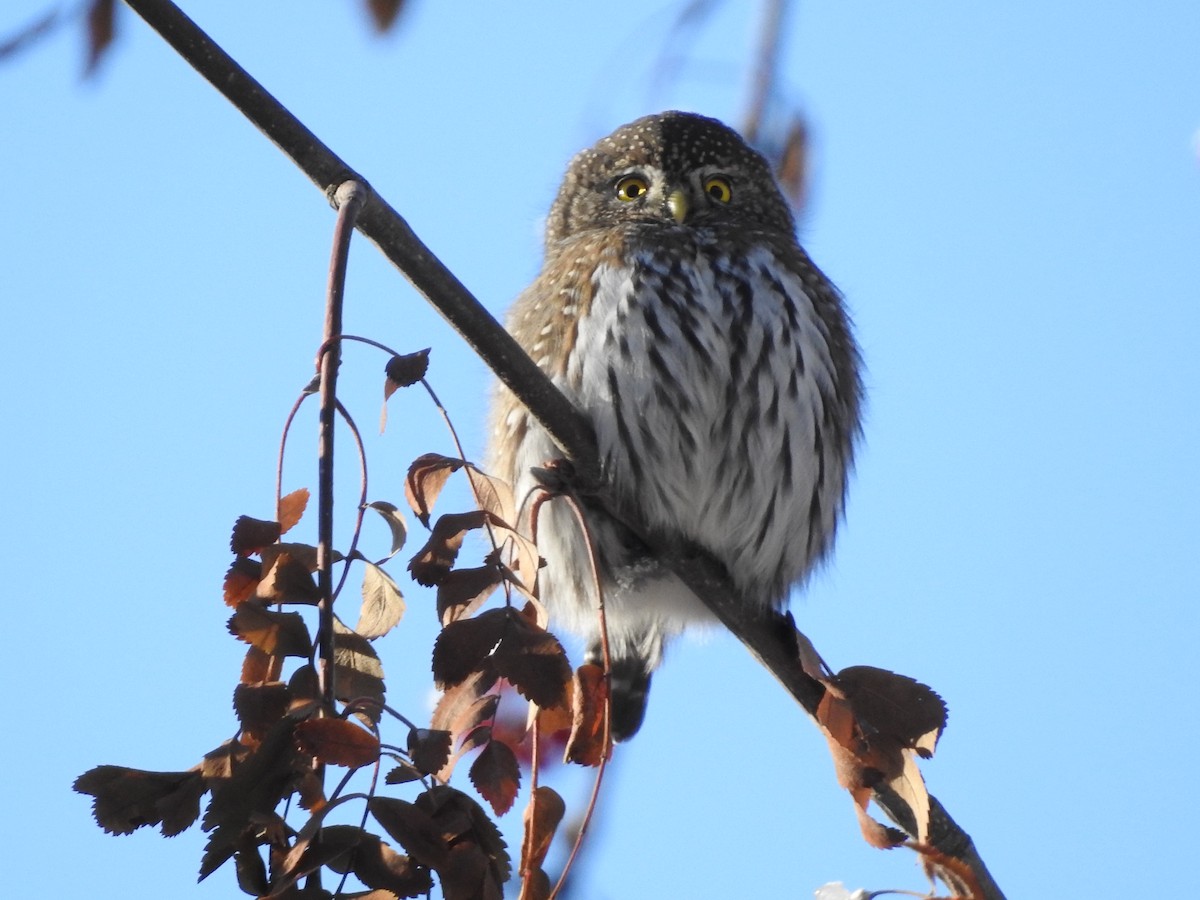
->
(120, 2), (1004, 896)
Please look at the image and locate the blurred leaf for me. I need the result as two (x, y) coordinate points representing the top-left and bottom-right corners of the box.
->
(404, 453), (464, 527)
(365, 500), (408, 557)
(469, 739), (520, 816)
(519, 785), (564, 899)
(228, 604), (312, 657)
(84, 0), (115, 76)
(73, 766), (204, 837)
(334, 617), (386, 720)
(357, 561), (405, 639)
(277, 488), (310, 535)
(296, 718), (380, 768)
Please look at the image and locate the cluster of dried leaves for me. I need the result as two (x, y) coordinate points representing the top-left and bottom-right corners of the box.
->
(74, 350), (613, 900)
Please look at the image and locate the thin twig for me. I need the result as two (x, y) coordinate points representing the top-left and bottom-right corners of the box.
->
(742, 0), (790, 143)
(316, 180), (367, 709)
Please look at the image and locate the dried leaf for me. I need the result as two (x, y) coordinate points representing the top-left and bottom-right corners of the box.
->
(84, 0), (115, 76)
(564, 663), (609, 766)
(491, 607), (570, 709)
(417, 786), (510, 891)
(385, 762), (423, 785)
(366, 500), (408, 557)
(287, 664), (321, 718)
(469, 739), (521, 816)
(278, 488), (310, 535)
(837, 665), (947, 757)
(405, 453), (464, 527)
(366, 0), (408, 33)
(519, 786), (564, 883)
(257, 546), (322, 605)
(357, 562), (405, 639)
(240, 645), (274, 684)
(329, 827), (433, 896)
(334, 617), (386, 720)
(228, 605), (312, 657)
(465, 466), (516, 527)
(407, 728), (453, 777)
(296, 718), (380, 768)
(385, 348), (431, 393)
(431, 608), (508, 688)
(437, 565), (503, 626)
(232, 682), (290, 737)
(73, 766), (204, 837)
(368, 797), (450, 871)
(230, 515), (281, 556)
(223, 556), (262, 607)
(408, 509), (485, 586)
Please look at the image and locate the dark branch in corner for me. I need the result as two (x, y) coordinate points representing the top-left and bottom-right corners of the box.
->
(119, 2), (1003, 897)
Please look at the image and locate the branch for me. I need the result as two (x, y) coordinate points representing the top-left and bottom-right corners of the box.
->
(120, 2), (1004, 896)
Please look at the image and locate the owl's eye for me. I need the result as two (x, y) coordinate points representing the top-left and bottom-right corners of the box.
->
(704, 176), (733, 203)
(615, 176), (649, 202)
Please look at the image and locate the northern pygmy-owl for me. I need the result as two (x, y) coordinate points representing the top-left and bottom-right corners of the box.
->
(489, 111), (862, 740)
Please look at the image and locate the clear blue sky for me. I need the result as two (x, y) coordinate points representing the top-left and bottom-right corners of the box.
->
(3, 2), (1197, 897)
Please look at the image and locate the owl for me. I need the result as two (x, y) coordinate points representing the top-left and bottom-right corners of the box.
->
(488, 111), (862, 740)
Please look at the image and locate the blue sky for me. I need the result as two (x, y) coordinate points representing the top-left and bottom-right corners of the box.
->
(3, 2), (1198, 897)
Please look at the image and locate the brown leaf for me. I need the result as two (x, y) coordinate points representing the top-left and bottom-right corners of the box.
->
(257, 546), (322, 605)
(240, 645), (274, 684)
(405, 453), (464, 528)
(287, 664), (321, 718)
(228, 605), (312, 657)
(407, 728), (453, 777)
(278, 488), (310, 535)
(327, 827), (433, 896)
(491, 607), (570, 710)
(365, 500), (408, 557)
(837, 665), (947, 758)
(415, 786), (510, 890)
(334, 617), (386, 720)
(431, 607), (509, 689)
(232, 682), (290, 737)
(385, 762), (423, 785)
(223, 556), (262, 607)
(409, 510), (483, 585)
(519, 786), (564, 887)
(84, 0), (115, 76)
(230, 515), (280, 556)
(437, 565), (503, 626)
(200, 739), (249, 781)
(465, 466), (517, 528)
(564, 663), (609, 766)
(296, 718), (380, 768)
(74, 766), (205, 837)
(369, 797), (450, 871)
(469, 739), (521, 816)
(366, 0), (408, 33)
(385, 348), (431, 394)
(357, 562), (405, 639)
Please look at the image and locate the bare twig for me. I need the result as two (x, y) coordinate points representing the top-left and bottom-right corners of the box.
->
(315, 180), (367, 706)
(119, 2), (1004, 896)
(742, 0), (790, 143)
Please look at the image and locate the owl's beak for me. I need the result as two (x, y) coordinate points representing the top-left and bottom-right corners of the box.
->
(666, 189), (688, 224)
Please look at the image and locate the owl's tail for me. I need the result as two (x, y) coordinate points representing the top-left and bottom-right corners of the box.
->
(589, 646), (654, 742)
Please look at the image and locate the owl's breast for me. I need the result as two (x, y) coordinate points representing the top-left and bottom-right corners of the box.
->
(562, 240), (850, 602)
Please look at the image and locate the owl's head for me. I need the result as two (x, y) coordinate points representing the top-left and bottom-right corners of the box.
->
(545, 111), (795, 245)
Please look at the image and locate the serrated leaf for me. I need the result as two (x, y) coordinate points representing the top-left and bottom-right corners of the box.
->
(368, 797), (449, 871)
(334, 617), (385, 721)
(431, 608), (508, 689)
(357, 562), (405, 639)
(230, 515), (280, 556)
(407, 728), (453, 777)
(223, 557), (261, 607)
(232, 682), (290, 738)
(404, 453), (464, 527)
(491, 608), (570, 709)
(385, 349), (431, 393)
(73, 766), (205, 837)
(228, 605), (312, 657)
(366, 500), (408, 558)
(277, 488), (310, 535)
(436, 565), (503, 626)
(469, 739), (520, 816)
(296, 718), (381, 768)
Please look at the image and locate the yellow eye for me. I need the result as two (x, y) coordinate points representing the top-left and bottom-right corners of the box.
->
(615, 175), (649, 202)
(704, 176), (732, 203)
